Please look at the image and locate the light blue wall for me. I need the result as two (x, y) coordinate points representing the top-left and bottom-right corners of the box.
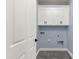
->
(37, 26), (69, 50)
(37, 25), (73, 53)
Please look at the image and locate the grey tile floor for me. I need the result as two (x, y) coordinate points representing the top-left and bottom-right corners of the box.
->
(36, 51), (72, 59)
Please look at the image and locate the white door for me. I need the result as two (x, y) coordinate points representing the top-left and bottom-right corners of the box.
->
(6, 0), (37, 59)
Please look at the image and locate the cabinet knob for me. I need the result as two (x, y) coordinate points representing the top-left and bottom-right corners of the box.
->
(44, 21), (47, 24)
(60, 21), (63, 24)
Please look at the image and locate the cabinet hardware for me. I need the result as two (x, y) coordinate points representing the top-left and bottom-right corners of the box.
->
(60, 21), (63, 24)
(44, 21), (47, 24)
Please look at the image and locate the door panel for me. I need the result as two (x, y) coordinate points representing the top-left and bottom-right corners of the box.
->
(6, 0), (37, 59)
(25, 45), (36, 59)
(13, 0), (26, 43)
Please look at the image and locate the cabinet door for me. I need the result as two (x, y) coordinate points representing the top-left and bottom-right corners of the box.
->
(56, 6), (69, 25)
(38, 5), (57, 25)
(38, 5), (69, 26)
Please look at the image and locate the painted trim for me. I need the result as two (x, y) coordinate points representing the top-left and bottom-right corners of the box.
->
(36, 48), (73, 58)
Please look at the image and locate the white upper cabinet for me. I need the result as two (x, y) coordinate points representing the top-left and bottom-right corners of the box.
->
(38, 5), (69, 26)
